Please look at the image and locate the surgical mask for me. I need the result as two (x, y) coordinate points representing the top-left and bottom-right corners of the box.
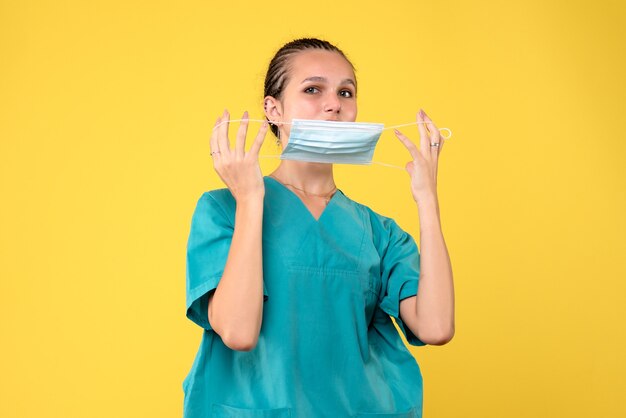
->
(280, 119), (384, 164)
(212, 118), (452, 169)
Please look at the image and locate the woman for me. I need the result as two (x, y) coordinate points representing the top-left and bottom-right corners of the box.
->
(183, 38), (454, 418)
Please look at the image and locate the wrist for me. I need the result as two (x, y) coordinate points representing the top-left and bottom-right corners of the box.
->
(414, 191), (440, 218)
(235, 192), (265, 207)
(413, 190), (438, 206)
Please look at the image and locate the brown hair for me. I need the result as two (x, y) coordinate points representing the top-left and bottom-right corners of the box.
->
(263, 38), (355, 138)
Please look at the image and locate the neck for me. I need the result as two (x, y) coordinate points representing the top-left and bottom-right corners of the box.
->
(270, 160), (336, 194)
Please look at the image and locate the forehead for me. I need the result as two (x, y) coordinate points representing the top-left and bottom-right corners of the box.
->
(287, 49), (355, 81)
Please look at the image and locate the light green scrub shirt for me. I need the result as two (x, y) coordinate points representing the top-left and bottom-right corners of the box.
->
(183, 176), (426, 418)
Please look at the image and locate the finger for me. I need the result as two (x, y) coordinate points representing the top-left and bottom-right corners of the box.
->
(394, 129), (420, 161)
(405, 161), (415, 176)
(210, 116), (220, 161)
(422, 111), (443, 182)
(417, 110), (429, 152)
(422, 111), (442, 149)
(217, 109), (231, 155)
(235, 111), (249, 157)
(248, 121), (269, 157)
(429, 136), (442, 160)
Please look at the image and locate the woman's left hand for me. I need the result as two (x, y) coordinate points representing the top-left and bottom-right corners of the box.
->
(394, 109), (445, 202)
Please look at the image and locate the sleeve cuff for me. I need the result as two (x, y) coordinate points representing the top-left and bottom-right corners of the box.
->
(394, 279), (427, 346)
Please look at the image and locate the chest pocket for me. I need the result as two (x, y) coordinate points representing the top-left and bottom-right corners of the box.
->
(211, 403), (292, 417)
(287, 222), (381, 325)
(263, 199), (382, 320)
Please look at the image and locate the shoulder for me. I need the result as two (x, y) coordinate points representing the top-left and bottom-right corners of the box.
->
(192, 187), (236, 225)
(202, 187), (235, 207)
(349, 198), (418, 259)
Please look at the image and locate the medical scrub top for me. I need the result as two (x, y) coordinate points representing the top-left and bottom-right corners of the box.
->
(183, 176), (426, 418)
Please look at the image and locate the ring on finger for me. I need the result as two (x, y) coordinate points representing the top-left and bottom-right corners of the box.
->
(430, 143), (440, 147)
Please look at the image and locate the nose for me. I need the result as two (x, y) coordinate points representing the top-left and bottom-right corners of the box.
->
(323, 92), (341, 114)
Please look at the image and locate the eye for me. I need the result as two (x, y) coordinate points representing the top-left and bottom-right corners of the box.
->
(304, 86), (320, 94)
(339, 89), (354, 98)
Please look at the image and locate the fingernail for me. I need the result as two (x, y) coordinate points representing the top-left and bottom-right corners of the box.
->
(394, 129), (400, 135)
(243, 110), (248, 119)
(419, 109), (425, 118)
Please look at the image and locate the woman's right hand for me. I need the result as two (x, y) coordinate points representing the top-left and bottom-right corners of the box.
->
(210, 109), (268, 203)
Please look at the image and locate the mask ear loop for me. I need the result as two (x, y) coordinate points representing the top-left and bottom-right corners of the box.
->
(212, 119), (452, 140)
(371, 122), (453, 169)
(211, 119), (291, 131)
(384, 122), (453, 140)
(212, 119), (291, 159)
(210, 119), (453, 169)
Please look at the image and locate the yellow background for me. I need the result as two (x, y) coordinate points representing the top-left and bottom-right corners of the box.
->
(1, 0), (625, 417)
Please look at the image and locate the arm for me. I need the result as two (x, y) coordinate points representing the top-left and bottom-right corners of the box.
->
(399, 193), (455, 345)
(207, 110), (268, 351)
(394, 109), (455, 345)
(208, 197), (264, 351)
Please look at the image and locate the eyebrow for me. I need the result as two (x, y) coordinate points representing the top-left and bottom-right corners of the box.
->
(301, 76), (356, 87)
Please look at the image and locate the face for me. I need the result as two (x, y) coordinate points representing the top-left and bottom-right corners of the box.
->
(264, 49), (358, 143)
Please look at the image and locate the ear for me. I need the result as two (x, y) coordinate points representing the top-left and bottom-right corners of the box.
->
(263, 95), (283, 123)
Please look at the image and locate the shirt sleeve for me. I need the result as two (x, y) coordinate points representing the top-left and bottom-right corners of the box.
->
(377, 217), (426, 346)
(185, 191), (268, 330)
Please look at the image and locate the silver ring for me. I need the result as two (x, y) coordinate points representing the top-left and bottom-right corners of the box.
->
(430, 143), (440, 147)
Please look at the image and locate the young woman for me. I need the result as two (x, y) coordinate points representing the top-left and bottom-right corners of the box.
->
(183, 38), (454, 418)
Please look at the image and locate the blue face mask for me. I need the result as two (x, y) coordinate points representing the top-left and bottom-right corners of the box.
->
(280, 119), (385, 165)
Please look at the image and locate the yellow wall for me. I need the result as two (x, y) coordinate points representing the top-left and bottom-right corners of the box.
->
(1, 0), (624, 416)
